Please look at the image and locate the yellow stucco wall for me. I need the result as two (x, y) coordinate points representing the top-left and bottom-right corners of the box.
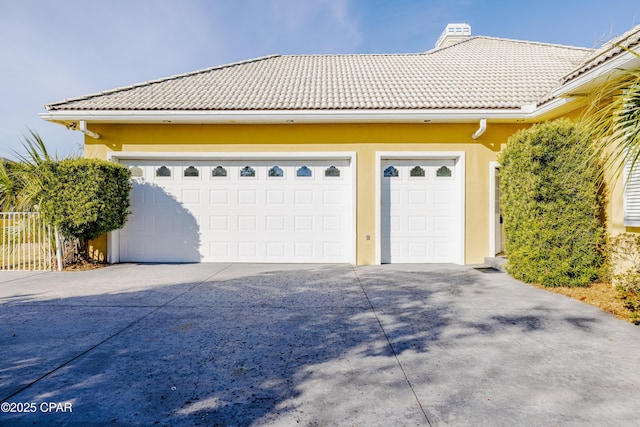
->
(85, 122), (528, 265)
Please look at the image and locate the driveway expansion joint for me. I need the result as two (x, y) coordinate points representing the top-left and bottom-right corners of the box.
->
(351, 266), (433, 426)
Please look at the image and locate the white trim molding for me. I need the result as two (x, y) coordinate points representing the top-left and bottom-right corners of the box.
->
(108, 151), (356, 162)
(489, 162), (501, 257)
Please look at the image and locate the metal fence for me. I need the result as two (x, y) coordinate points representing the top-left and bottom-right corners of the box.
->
(1, 212), (56, 271)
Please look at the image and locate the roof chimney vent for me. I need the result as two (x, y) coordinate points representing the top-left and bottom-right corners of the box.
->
(435, 23), (471, 49)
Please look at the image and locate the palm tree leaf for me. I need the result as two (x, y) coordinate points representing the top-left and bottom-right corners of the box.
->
(579, 47), (640, 187)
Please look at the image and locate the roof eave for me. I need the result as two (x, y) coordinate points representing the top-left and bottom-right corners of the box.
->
(552, 47), (640, 99)
(40, 107), (542, 125)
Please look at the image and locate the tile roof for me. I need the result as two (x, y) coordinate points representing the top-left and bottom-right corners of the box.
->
(46, 37), (591, 112)
(562, 24), (640, 84)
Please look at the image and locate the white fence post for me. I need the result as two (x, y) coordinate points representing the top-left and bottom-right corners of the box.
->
(0, 212), (56, 271)
(54, 226), (63, 271)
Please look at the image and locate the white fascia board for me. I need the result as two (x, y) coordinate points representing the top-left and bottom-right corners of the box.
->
(527, 96), (575, 117)
(40, 108), (535, 124)
(551, 49), (640, 99)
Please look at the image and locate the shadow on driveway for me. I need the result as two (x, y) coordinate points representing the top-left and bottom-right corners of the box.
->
(1, 263), (639, 426)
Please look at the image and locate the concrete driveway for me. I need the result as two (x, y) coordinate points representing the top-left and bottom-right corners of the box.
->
(1, 263), (639, 426)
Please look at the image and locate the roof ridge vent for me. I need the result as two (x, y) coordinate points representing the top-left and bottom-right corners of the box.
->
(435, 23), (471, 49)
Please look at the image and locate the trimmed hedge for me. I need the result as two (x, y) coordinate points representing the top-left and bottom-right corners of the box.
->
(497, 119), (606, 287)
(39, 158), (131, 257)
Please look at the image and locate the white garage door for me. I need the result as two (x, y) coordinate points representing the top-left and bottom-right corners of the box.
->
(118, 159), (353, 263)
(381, 159), (462, 263)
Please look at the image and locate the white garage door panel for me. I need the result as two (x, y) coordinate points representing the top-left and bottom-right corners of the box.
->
(381, 159), (461, 263)
(119, 160), (352, 263)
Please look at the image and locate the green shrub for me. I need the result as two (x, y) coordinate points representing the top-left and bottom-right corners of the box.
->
(39, 158), (131, 260)
(498, 119), (606, 287)
(610, 233), (640, 323)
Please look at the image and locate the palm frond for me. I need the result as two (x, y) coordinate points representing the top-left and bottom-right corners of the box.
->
(0, 161), (15, 211)
(12, 129), (56, 166)
(0, 130), (57, 212)
(579, 48), (640, 186)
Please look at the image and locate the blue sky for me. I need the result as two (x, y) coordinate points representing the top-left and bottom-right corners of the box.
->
(1, 0), (639, 159)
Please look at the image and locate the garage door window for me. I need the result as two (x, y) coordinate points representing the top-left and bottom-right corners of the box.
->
(212, 166), (227, 177)
(325, 166), (341, 177)
(240, 166), (256, 177)
(436, 166), (452, 178)
(384, 166), (399, 177)
(129, 166), (143, 178)
(184, 166), (200, 177)
(156, 166), (171, 177)
(297, 166), (312, 177)
(410, 166), (426, 177)
(268, 166), (284, 177)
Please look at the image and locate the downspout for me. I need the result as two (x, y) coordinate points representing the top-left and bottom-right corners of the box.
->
(471, 118), (487, 139)
(77, 120), (101, 139)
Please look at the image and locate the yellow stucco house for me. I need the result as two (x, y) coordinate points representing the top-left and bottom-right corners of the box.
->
(41, 24), (640, 266)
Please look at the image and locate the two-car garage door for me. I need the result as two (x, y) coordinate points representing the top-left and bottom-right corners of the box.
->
(117, 159), (353, 263)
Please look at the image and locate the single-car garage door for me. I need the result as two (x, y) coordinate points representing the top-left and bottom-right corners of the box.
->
(381, 158), (462, 263)
(118, 159), (353, 263)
